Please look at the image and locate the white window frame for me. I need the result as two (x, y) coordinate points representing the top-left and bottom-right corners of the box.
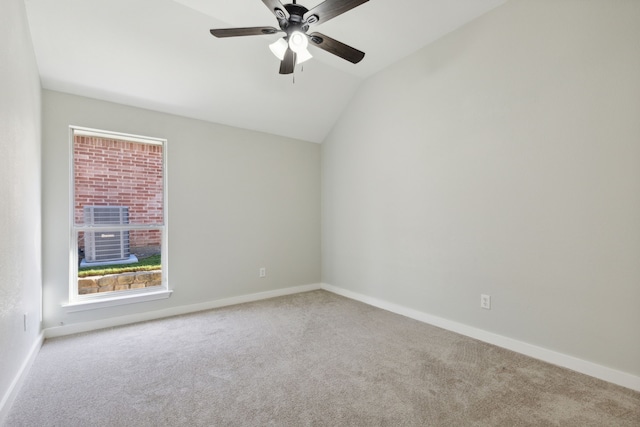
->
(65, 126), (171, 311)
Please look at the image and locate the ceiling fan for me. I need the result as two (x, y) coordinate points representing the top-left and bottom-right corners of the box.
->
(210, 0), (369, 74)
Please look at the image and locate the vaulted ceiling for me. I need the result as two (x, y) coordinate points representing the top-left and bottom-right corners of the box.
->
(24, 0), (505, 142)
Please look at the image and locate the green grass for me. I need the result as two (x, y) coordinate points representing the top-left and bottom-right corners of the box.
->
(78, 254), (161, 278)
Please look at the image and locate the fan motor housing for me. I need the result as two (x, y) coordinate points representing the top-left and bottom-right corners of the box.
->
(284, 3), (308, 20)
(280, 3), (310, 33)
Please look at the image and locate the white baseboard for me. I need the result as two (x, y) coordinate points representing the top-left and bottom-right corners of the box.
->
(45, 283), (321, 339)
(39, 282), (640, 392)
(320, 283), (640, 392)
(0, 332), (44, 425)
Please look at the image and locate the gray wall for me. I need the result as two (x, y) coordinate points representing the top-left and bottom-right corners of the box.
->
(322, 0), (640, 376)
(0, 0), (42, 415)
(42, 90), (321, 328)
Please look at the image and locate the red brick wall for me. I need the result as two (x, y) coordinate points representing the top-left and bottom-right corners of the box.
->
(74, 136), (163, 248)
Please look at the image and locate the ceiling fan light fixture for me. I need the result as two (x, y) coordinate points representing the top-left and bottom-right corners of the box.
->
(288, 31), (308, 53)
(269, 38), (288, 60)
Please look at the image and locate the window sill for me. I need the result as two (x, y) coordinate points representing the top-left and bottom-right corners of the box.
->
(63, 289), (173, 312)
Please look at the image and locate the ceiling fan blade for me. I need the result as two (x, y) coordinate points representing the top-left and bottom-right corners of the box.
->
(210, 27), (281, 38)
(304, 0), (369, 26)
(308, 32), (365, 64)
(262, 0), (289, 20)
(279, 48), (296, 74)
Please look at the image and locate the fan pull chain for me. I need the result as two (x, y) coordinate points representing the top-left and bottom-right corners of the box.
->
(292, 64), (305, 84)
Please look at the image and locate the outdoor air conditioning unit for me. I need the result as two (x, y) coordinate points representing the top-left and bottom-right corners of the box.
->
(81, 206), (138, 266)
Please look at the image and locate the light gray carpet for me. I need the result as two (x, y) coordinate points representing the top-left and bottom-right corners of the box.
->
(6, 290), (640, 426)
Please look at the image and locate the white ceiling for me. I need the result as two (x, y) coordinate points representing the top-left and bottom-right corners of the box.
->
(24, 0), (505, 143)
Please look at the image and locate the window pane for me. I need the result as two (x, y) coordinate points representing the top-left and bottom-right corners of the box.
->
(77, 229), (163, 295)
(74, 135), (163, 226)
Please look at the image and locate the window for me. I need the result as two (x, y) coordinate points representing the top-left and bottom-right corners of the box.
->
(67, 126), (170, 310)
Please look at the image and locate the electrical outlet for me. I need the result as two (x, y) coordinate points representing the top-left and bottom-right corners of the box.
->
(23, 313), (28, 332)
(481, 294), (491, 310)
(259, 267), (266, 278)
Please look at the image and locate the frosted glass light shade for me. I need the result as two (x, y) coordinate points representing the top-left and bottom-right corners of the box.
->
(269, 38), (288, 60)
(296, 48), (312, 64)
(288, 31), (308, 53)
(269, 35), (312, 65)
